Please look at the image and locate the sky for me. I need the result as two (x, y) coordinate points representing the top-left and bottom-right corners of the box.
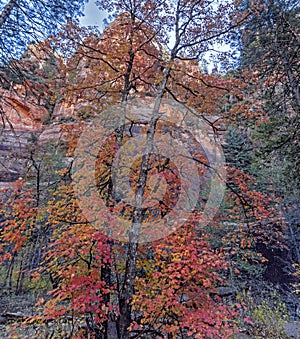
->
(80, 1), (107, 29)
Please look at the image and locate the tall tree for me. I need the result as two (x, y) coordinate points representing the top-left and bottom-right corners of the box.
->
(238, 0), (300, 264)
(91, 1), (249, 337)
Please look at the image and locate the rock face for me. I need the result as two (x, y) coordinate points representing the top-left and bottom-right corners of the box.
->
(0, 88), (46, 131)
(0, 130), (33, 189)
(0, 41), (63, 188)
(0, 83), (70, 189)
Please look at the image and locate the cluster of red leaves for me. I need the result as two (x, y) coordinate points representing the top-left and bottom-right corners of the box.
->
(39, 184), (113, 322)
(132, 218), (238, 338)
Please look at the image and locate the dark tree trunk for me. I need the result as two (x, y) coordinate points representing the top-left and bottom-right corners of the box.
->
(117, 66), (171, 339)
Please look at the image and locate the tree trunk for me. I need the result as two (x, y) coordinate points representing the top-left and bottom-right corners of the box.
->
(116, 7), (182, 334)
(117, 66), (171, 339)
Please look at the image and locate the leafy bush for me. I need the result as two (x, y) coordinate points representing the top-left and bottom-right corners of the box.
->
(236, 289), (289, 339)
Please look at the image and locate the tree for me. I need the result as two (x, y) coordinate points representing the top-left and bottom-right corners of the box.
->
(237, 0), (300, 265)
(90, 1), (248, 337)
(0, 179), (38, 293)
(224, 126), (253, 173)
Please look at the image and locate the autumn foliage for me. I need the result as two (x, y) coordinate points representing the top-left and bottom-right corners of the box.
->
(0, 1), (294, 338)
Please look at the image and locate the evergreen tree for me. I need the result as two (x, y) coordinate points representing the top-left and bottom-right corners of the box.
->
(224, 125), (253, 172)
(237, 0), (300, 264)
